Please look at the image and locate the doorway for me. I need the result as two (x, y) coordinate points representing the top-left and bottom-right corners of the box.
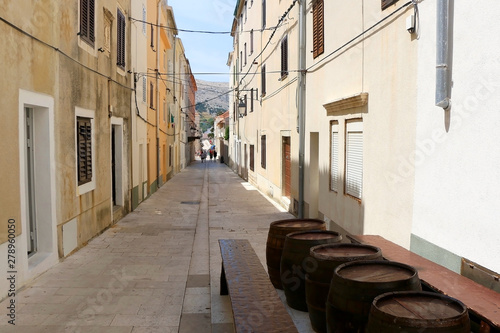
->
(309, 132), (319, 218)
(25, 108), (37, 257)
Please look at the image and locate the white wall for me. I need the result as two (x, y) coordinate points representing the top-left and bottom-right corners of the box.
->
(413, 1), (500, 274)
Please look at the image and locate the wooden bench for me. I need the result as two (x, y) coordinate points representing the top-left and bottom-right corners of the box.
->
(219, 239), (298, 333)
(351, 235), (500, 332)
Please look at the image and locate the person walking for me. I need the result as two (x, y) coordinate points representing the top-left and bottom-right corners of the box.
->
(209, 150), (213, 161)
(201, 150), (207, 163)
(214, 150), (218, 160)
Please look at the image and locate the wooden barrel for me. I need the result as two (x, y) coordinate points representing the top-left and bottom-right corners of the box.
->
(305, 244), (382, 333)
(281, 230), (342, 312)
(366, 291), (470, 333)
(266, 219), (326, 289)
(326, 260), (421, 333)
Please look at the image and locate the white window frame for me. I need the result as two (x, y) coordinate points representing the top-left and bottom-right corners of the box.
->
(76, 107), (96, 195)
(330, 122), (339, 192)
(345, 120), (363, 199)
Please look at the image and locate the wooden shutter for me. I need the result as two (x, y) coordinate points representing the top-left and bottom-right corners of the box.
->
(345, 121), (363, 199)
(151, 25), (154, 48)
(261, 135), (266, 169)
(382, 0), (399, 10)
(250, 29), (254, 54)
(313, 0), (324, 58)
(150, 81), (154, 109)
(117, 9), (126, 68)
(250, 88), (254, 112)
(281, 36), (288, 77)
(250, 145), (255, 171)
(261, 65), (266, 96)
(80, 0), (95, 46)
(77, 117), (92, 185)
(330, 122), (339, 191)
(262, 0), (266, 29)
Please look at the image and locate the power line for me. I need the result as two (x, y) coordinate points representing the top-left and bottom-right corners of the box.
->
(129, 17), (278, 35)
(306, 1), (413, 72)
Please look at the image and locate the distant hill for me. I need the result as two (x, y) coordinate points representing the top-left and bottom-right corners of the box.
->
(195, 79), (230, 115)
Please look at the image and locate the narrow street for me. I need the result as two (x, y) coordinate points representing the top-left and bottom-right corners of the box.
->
(0, 160), (313, 332)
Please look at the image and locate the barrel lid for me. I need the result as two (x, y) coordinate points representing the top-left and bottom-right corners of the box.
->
(311, 243), (381, 261)
(336, 260), (417, 283)
(288, 230), (342, 241)
(373, 291), (467, 320)
(270, 218), (325, 229)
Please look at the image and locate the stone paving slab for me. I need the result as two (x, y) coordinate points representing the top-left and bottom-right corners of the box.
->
(0, 159), (314, 332)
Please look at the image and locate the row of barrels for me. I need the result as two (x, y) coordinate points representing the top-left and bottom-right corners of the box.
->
(266, 219), (470, 333)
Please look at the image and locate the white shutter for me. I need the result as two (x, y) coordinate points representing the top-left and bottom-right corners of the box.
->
(142, 77), (147, 103)
(330, 123), (339, 191)
(345, 121), (363, 199)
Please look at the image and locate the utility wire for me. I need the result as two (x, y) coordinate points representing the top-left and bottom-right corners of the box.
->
(129, 17), (278, 35)
(306, 1), (413, 72)
(0, 15), (132, 92)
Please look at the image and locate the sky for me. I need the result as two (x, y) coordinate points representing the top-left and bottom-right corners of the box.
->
(168, 0), (237, 83)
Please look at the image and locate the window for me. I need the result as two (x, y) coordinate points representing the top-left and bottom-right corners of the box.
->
(250, 29), (254, 54)
(244, 94), (248, 115)
(250, 144), (255, 171)
(345, 120), (363, 199)
(77, 117), (92, 185)
(261, 135), (266, 169)
(150, 81), (154, 109)
(240, 14), (243, 33)
(163, 99), (166, 122)
(244, 1), (248, 22)
(117, 9), (126, 68)
(312, 0), (324, 58)
(261, 65), (266, 96)
(240, 51), (243, 72)
(150, 25), (154, 48)
(330, 122), (339, 191)
(262, 0), (266, 29)
(244, 43), (247, 66)
(80, 0), (95, 46)
(281, 35), (288, 78)
(382, 0), (399, 10)
(250, 88), (254, 112)
(142, 5), (147, 35)
(169, 145), (173, 167)
(142, 77), (147, 103)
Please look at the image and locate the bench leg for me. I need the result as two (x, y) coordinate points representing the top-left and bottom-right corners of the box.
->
(220, 263), (228, 295)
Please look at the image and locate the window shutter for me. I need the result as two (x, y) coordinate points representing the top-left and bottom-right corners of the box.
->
(250, 88), (254, 112)
(77, 117), (92, 185)
(281, 36), (288, 77)
(261, 135), (266, 169)
(313, 0), (324, 58)
(250, 145), (255, 171)
(345, 121), (363, 199)
(150, 82), (154, 109)
(330, 123), (339, 191)
(262, 0), (266, 29)
(261, 65), (266, 96)
(382, 0), (399, 10)
(80, 0), (95, 45)
(117, 10), (126, 68)
(250, 30), (254, 54)
(151, 25), (154, 48)
(142, 77), (147, 102)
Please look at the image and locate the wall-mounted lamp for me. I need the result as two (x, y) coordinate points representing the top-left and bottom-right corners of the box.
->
(98, 47), (105, 53)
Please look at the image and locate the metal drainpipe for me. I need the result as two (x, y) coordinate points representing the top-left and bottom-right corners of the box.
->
(436, 0), (451, 110)
(156, 0), (162, 188)
(297, 0), (306, 218)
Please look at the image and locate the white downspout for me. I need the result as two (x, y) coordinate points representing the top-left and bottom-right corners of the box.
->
(297, 0), (306, 218)
(436, 0), (451, 110)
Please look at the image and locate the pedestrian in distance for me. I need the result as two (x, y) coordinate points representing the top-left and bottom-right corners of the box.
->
(209, 150), (213, 160)
(201, 150), (207, 163)
(214, 150), (218, 160)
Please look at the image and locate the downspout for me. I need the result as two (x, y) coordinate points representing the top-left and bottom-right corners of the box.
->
(156, 0), (161, 188)
(436, 0), (451, 110)
(297, 0), (306, 218)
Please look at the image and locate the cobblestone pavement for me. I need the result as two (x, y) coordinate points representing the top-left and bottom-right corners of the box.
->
(0, 159), (314, 332)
